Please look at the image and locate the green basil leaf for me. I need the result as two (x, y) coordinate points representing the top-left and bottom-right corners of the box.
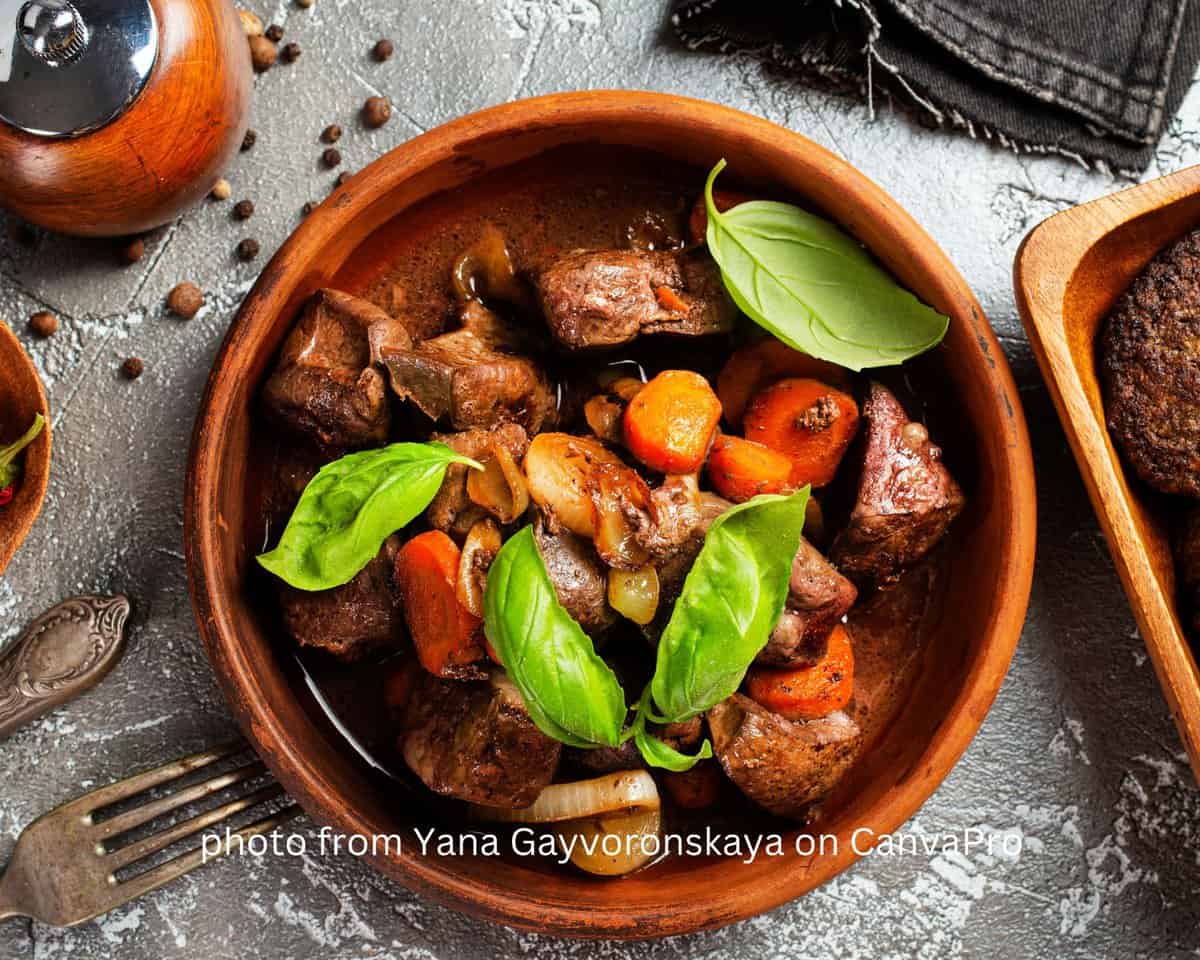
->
(484, 525), (628, 748)
(258, 441), (480, 591)
(0, 413), (44, 489)
(649, 488), (810, 724)
(704, 160), (948, 371)
(630, 685), (713, 772)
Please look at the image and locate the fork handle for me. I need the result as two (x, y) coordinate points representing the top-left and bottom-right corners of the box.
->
(0, 596), (130, 740)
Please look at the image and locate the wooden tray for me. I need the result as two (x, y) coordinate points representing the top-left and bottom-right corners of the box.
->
(1015, 165), (1200, 779)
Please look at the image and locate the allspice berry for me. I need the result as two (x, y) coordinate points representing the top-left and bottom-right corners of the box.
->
(362, 96), (391, 128)
(265, 23), (284, 42)
(296, 0), (314, 8)
(321, 147), (342, 169)
(120, 237), (146, 265)
(233, 199), (255, 220)
(238, 9), (263, 36)
(321, 124), (342, 143)
(281, 41), (301, 63)
(249, 35), (276, 72)
(241, 129), (257, 151)
(122, 357), (145, 380)
(210, 178), (232, 201)
(29, 310), (57, 338)
(237, 238), (261, 262)
(372, 39), (394, 62)
(166, 282), (204, 319)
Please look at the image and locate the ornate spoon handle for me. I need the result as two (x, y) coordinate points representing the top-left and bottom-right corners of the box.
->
(0, 595), (130, 740)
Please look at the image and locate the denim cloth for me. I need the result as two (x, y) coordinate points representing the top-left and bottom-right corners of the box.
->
(672, 0), (1200, 172)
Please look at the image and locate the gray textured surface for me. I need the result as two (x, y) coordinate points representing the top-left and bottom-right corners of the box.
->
(1, 1), (1199, 957)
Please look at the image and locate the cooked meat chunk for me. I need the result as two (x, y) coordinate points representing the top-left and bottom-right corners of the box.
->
(380, 301), (555, 432)
(1102, 230), (1200, 497)
(831, 383), (965, 585)
(534, 519), (616, 635)
(637, 474), (705, 564)
(756, 538), (857, 667)
(534, 250), (735, 350)
(263, 288), (409, 450)
(401, 670), (561, 807)
(570, 716), (703, 774)
(279, 537), (403, 661)
(708, 694), (861, 819)
(1176, 505), (1200, 636)
(427, 423), (529, 539)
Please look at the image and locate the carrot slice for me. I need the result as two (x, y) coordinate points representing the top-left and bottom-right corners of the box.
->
(745, 624), (854, 721)
(688, 188), (757, 244)
(654, 285), (689, 315)
(623, 370), (722, 474)
(394, 530), (485, 678)
(717, 339), (854, 428)
(707, 435), (795, 503)
(743, 377), (859, 488)
(661, 761), (723, 809)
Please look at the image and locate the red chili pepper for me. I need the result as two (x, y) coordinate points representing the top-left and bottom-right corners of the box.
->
(0, 485), (13, 507)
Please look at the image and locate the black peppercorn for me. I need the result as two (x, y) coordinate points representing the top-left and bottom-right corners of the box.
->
(233, 199), (255, 220)
(281, 41), (301, 63)
(265, 23), (284, 41)
(372, 38), (394, 61)
(241, 129), (257, 151)
(362, 96), (391, 128)
(322, 147), (342, 169)
(237, 238), (261, 262)
(321, 124), (342, 143)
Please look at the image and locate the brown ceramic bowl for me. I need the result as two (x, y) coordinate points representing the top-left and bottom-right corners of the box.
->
(185, 92), (1036, 938)
(0, 321), (51, 575)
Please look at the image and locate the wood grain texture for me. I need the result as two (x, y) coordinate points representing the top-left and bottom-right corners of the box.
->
(1015, 166), (1200, 782)
(184, 92), (1037, 939)
(0, 321), (50, 576)
(0, 0), (252, 237)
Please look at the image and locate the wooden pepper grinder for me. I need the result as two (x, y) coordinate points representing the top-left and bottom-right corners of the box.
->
(0, 0), (252, 237)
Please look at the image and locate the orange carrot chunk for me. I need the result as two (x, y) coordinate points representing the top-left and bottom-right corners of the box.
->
(717, 339), (855, 428)
(745, 624), (854, 721)
(707, 435), (795, 503)
(623, 370), (722, 474)
(654, 285), (689, 315)
(394, 530), (485, 678)
(661, 760), (723, 809)
(742, 377), (859, 488)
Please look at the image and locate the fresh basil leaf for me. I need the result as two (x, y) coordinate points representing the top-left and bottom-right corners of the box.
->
(484, 525), (628, 748)
(630, 685), (713, 772)
(649, 488), (810, 724)
(704, 160), (948, 371)
(258, 441), (480, 591)
(0, 414), (44, 489)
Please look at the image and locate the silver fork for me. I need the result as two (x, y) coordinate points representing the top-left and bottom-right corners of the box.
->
(0, 741), (301, 926)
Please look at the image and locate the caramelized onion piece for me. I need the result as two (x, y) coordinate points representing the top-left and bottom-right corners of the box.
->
(590, 463), (653, 570)
(607, 564), (660, 625)
(451, 224), (525, 305)
(524, 433), (622, 537)
(467, 443), (530, 524)
(584, 394), (625, 444)
(456, 518), (503, 617)
(559, 807), (662, 876)
(470, 770), (660, 823)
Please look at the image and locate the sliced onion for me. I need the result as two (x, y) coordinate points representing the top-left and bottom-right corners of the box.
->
(558, 807), (662, 876)
(456, 518), (502, 617)
(524, 433), (621, 537)
(467, 443), (530, 524)
(470, 770), (660, 824)
(584, 394), (625, 444)
(608, 376), (645, 403)
(590, 463), (652, 570)
(608, 564), (660, 625)
(451, 224), (525, 304)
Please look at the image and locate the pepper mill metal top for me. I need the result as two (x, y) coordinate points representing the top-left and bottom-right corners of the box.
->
(0, 0), (158, 137)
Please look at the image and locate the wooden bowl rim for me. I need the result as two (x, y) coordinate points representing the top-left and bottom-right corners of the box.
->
(0, 321), (51, 576)
(186, 90), (1036, 938)
(1014, 164), (1200, 779)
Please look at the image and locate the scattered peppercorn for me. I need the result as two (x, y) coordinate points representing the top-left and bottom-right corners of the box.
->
(119, 236), (146, 265)
(336, 170), (353, 187)
(362, 96), (391, 128)
(249, 35), (276, 72)
(237, 238), (261, 262)
(210, 178), (232, 201)
(122, 357), (144, 380)
(233, 199), (255, 220)
(265, 23), (284, 41)
(296, 0), (313, 7)
(372, 38), (394, 61)
(301, 200), (317, 217)
(28, 310), (57, 338)
(321, 123), (342, 143)
(166, 281), (204, 318)
(237, 9), (263, 36)
(281, 41), (301, 63)
(322, 147), (342, 169)
(241, 129), (257, 151)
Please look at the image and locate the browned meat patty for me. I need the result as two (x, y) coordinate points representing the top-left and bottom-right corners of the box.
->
(831, 382), (965, 586)
(708, 694), (860, 820)
(262, 288), (410, 450)
(1102, 230), (1200, 497)
(381, 301), (555, 432)
(534, 519), (616, 635)
(534, 250), (736, 350)
(1177, 504), (1200, 636)
(279, 537), (403, 661)
(756, 538), (857, 668)
(401, 669), (561, 807)
(426, 423), (529, 539)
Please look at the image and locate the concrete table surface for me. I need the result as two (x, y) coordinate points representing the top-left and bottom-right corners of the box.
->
(1, 2), (1199, 957)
